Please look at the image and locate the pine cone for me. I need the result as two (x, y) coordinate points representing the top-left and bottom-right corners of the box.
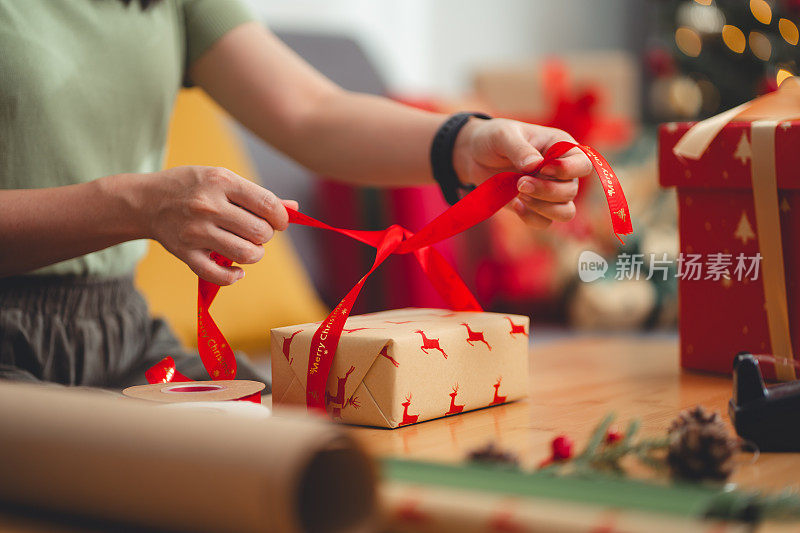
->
(667, 406), (737, 482)
(467, 442), (520, 467)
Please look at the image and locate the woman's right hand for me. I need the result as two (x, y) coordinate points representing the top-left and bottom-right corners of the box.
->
(134, 166), (297, 286)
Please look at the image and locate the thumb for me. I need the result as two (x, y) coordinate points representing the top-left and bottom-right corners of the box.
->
(496, 128), (543, 171)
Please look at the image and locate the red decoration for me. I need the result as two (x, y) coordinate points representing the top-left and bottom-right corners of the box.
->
(660, 121), (800, 375)
(551, 436), (574, 461)
(539, 435), (574, 467)
(645, 47), (676, 78)
(605, 427), (624, 445)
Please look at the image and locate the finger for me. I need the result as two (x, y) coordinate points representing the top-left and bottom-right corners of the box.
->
(539, 153), (593, 181)
(518, 195), (577, 223)
(207, 226), (265, 265)
(282, 199), (299, 211)
(510, 198), (553, 229)
(225, 177), (291, 231)
(186, 249), (245, 286)
(535, 128), (591, 180)
(216, 204), (275, 245)
(517, 176), (578, 203)
(493, 127), (544, 172)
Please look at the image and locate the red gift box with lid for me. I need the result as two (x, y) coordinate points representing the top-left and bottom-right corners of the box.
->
(659, 102), (800, 376)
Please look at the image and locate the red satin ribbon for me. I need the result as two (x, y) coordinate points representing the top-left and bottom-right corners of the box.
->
(146, 141), (632, 412)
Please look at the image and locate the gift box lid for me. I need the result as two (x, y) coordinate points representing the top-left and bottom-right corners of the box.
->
(659, 120), (800, 190)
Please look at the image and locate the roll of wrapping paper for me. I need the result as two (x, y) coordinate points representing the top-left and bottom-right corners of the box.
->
(122, 379), (265, 404)
(0, 382), (377, 533)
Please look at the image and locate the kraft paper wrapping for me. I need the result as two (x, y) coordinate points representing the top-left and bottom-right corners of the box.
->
(0, 382), (377, 533)
(381, 482), (748, 533)
(271, 308), (530, 428)
(673, 77), (800, 381)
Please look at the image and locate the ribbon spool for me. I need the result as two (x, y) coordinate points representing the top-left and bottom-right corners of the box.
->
(123, 379), (265, 404)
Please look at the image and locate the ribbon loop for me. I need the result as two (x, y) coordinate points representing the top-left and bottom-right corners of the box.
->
(146, 141), (632, 411)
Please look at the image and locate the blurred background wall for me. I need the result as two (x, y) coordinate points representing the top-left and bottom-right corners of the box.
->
(243, 0), (647, 97)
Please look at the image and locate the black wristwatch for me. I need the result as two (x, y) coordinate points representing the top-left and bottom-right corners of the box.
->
(430, 112), (492, 205)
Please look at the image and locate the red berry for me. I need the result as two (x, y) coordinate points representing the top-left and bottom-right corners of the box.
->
(605, 427), (623, 445)
(551, 435), (573, 461)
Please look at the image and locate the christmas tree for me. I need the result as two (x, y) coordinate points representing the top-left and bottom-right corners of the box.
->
(734, 211), (756, 245)
(649, 0), (800, 121)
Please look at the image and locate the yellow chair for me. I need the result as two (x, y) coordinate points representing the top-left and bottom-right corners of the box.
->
(135, 89), (328, 354)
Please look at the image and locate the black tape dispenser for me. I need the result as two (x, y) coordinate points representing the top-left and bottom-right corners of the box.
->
(729, 353), (800, 452)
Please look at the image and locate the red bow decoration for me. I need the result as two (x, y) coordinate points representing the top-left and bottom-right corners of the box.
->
(146, 141), (632, 412)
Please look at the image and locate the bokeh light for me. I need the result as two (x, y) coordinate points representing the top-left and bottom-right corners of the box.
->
(677, 2), (725, 34)
(777, 68), (794, 86)
(749, 0), (772, 25)
(779, 18), (799, 45)
(722, 25), (747, 53)
(748, 31), (772, 60)
(675, 27), (703, 57)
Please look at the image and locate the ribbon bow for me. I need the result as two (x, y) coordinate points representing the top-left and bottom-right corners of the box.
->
(147, 141), (632, 410)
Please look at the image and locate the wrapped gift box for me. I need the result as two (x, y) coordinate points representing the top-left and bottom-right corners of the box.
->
(659, 119), (800, 375)
(271, 308), (529, 428)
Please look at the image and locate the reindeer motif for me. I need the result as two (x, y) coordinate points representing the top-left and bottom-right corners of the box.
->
(342, 327), (380, 333)
(325, 365), (356, 418)
(346, 395), (361, 409)
(415, 330), (448, 359)
(379, 345), (400, 367)
(399, 394), (419, 426)
(445, 384), (465, 415)
(281, 330), (302, 365)
(461, 323), (491, 350)
(491, 377), (507, 405)
(505, 317), (528, 337)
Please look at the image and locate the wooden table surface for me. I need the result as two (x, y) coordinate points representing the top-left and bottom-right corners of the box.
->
(2, 334), (798, 533)
(350, 334), (800, 492)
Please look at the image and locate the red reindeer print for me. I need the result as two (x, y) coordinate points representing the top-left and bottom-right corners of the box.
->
(399, 394), (419, 426)
(445, 384), (465, 415)
(488, 503), (524, 533)
(461, 323), (491, 350)
(505, 317), (528, 337)
(386, 320), (413, 324)
(281, 330), (302, 365)
(395, 497), (428, 524)
(415, 330), (448, 359)
(342, 327), (380, 333)
(346, 395), (361, 409)
(379, 345), (400, 367)
(491, 377), (507, 405)
(325, 365), (356, 418)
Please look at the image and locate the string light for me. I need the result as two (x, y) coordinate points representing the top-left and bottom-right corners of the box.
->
(693, 0), (712, 5)
(722, 25), (746, 53)
(748, 31), (772, 60)
(749, 0), (772, 25)
(676, 27), (703, 57)
(777, 68), (794, 86)
(779, 18), (799, 45)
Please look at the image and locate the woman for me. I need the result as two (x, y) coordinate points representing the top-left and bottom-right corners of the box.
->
(0, 0), (590, 388)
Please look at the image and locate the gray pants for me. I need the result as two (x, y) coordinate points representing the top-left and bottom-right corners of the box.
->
(0, 275), (268, 391)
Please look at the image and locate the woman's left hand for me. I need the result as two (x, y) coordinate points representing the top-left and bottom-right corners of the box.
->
(452, 118), (593, 229)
